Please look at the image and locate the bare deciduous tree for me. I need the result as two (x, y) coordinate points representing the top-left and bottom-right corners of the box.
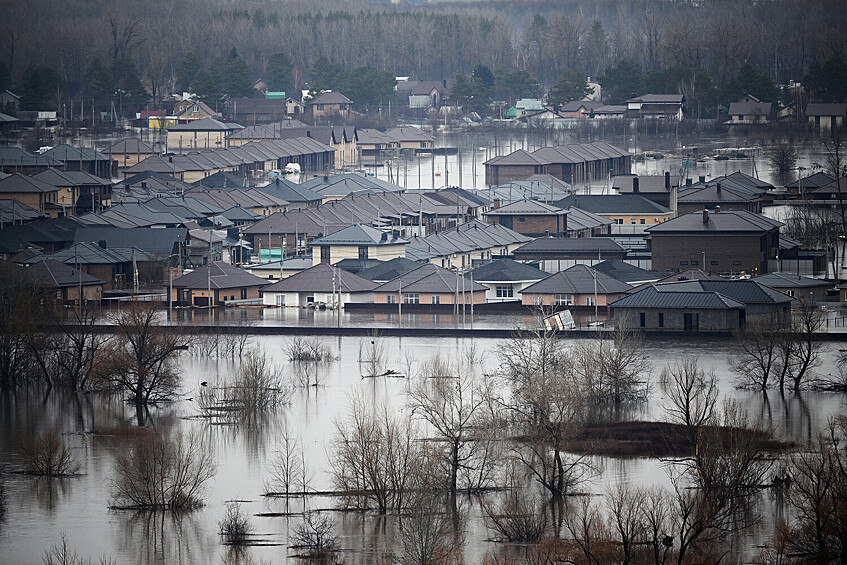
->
(265, 419), (310, 497)
(95, 303), (191, 426)
(17, 431), (80, 476)
(409, 353), (494, 498)
(111, 429), (215, 510)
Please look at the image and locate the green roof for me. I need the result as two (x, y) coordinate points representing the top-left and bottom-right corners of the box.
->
(265, 91), (286, 99)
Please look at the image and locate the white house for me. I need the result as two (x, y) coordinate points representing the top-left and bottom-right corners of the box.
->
(260, 262), (377, 307)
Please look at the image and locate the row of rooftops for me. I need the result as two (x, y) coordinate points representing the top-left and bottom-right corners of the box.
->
(484, 141), (631, 167)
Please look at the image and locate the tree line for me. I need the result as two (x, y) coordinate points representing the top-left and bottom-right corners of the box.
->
(1, 0), (846, 118)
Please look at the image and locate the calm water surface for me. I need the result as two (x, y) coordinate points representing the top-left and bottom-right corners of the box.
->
(1, 333), (845, 564)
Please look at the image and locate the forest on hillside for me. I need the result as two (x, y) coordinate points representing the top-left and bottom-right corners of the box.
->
(1, 0), (845, 115)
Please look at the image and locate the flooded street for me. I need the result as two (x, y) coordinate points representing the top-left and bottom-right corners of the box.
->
(1, 332), (845, 564)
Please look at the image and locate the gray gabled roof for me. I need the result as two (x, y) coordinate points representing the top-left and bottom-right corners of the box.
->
(554, 194), (671, 215)
(806, 103), (847, 117)
(170, 262), (267, 290)
(310, 223), (409, 247)
(373, 263), (487, 294)
(676, 183), (761, 204)
(484, 199), (568, 216)
(592, 259), (658, 284)
(168, 117), (244, 131)
(26, 258), (104, 288)
(74, 227), (187, 257)
(0, 199), (45, 223)
(23, 242), (156, 265)
(645, 210), (782, 234)
(308, 91), (352, 105)
(262, 262), (377, 293)
(754, 273), (831, 289)
(358, 257), (421, 282)
(0, 173), (60, 194)
(521, 264), (632, 295)
(469, 258), (546, 283)
(258, 178), (323, 203)
(610, 285), (744, 309)
(250, 256), (313, 272)
(513, 237), (628, 255)
(655, 279), (792, 304)
(107, 138), (156, 154)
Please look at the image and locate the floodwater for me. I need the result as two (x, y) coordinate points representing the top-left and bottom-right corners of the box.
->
(1, 332), (845, 564)
(368, 126), (830, 193)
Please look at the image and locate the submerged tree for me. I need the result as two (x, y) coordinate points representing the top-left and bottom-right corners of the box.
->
(496, 326), (594, 497)
(95, 302), (191, 426)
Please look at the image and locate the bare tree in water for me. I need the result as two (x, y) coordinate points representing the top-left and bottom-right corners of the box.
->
(95, 302), (191, 425)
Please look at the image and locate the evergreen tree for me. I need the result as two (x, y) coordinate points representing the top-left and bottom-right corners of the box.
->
(548, 70), (591, 108)
(266, 52), (292, 92)
(20, 65), (61, 110)
(176, 53), (202, 93)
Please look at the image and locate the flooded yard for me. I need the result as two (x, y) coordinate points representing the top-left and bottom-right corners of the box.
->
(1, 331), (845, 564)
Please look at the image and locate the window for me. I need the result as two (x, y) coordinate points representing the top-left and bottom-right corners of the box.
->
(241, 288), (247, 300)
(680, 261), (689, 266)
(554, 294), (573, 306)
(518, 217), (526, 222)
(786, 290), (795, 297)
(640, 219), (646, 224)
(496, 285), (514, 298)
(320, 246), (330, 264)
(431, 295), (440, 304)
(403, 293), (420, 304)
(711, 261), (719, 266)
(639, 312), (646, 327)
(658, 313), (664, 327)
(691, 260), (699, 266)
(614, 219), (623, 224)
(586, 296), (596, 306)
(534, 296), (543, 306)
(386, 294), (395, 304)
(631, 219), (637, 224)
(358, 246), (369, 259)
(275, 294), (285, 306)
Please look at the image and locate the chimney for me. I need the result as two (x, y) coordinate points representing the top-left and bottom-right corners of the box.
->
(632, 177), (640, 193)
(492, 198), (501, 209)
(702, 209), (709, 224)
(664, 171), (670, 190)
(716, 182), (722, 193)
(686, 178), (692, 187)
(141, 181), (147, 188)
(442, 79), (447, 89)
(98, 240), (107, 249)
(699, 175), (706, 184)
(715, 205), (721, 213)
(381, 232), (388, 242)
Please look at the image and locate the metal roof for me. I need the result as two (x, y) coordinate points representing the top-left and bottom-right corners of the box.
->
(521, 264), (632, 295)
(357, 257), (422, 282)
(513, 237), (628, 255)
(656, 279), (792, 304)
(554, 194), (671, 215)
(261, 262), (377, 293)
(468, 258), (546, 283)
(484, 199), (568, 216)
(611, 285), (744, 309)
(170, 261), (267, 290)
(645, 210), (782, 233)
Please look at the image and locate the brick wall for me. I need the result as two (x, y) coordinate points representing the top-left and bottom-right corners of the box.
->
(651, 234), (770, 273)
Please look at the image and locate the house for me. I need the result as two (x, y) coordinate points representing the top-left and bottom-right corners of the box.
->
(39, 145), (113, 177)
(106, 138), (158, 170)
(520, 264), (632, 308)
(22, 241), (162, 290)
(372, 263), (488, 306)
(612, 173), (676, 208)
(728, 95), (772, 124)
(591, 105), (627, 119)
(611, 285), (746, 332)
(25, 258), (104, 304)
(512, 237), (629, 272)
(399, 81), (449, 109)
(676, 182), (763, 214)
(385, 127), (434, 150)
(0, 147), (64, 175)
(358, 256), (422, 283)
(248, 256), (313, 280)
(625, 94), (684, 120)
(484, 199), (569, 237)
(172, 100), (221, 122)
(646, 209), (782, 274)
(0, 174), (70, 218)
(514, 99), (544, 118)
(258, 178), (323, 208)
(806, 103), (847, 132)
(562, 207), (613, 238)
(753, 272), (830, 303)
(167, 118), (244, 152)
(309, 223), (409, 266)
(307, 91), (352, 121)
(261, 262), (377, 307)
(481, 175), (574, 206)
(554, 194), (672, 233)
(484, 142), (631, 186)
(406, 220), (531, 270)
(469, 258), (547, 303)
(32, 169), (112, 214)
(168, 261), (267, 306)
(0, 90), (20, 113)
(0, 199), (45, 225)
(559, 100), (605, 118)
(592, 259), (659, 286)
